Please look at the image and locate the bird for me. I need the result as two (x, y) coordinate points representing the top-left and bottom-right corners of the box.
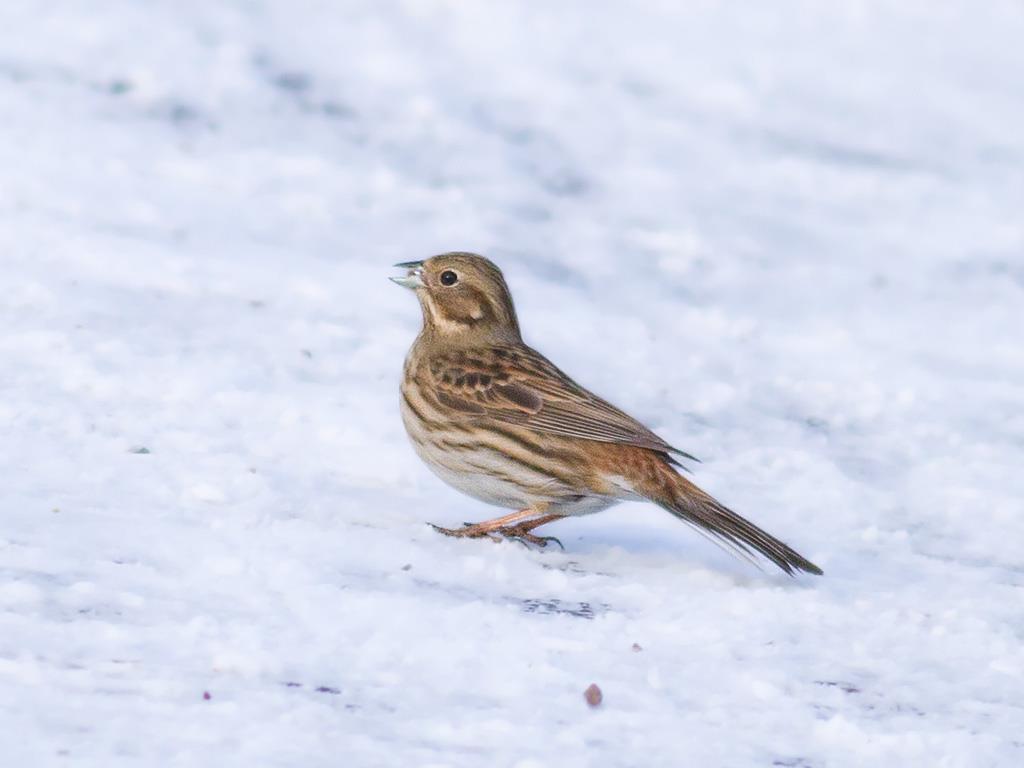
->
(391, 252), (822, 576)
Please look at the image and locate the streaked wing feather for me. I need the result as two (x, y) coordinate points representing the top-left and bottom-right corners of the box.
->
(427, 345), (699, 462)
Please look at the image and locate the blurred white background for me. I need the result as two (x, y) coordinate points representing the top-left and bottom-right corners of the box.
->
(2, 2), (1022, 766)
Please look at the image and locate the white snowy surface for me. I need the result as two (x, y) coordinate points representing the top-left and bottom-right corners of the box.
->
(2, 1), (1024, 765)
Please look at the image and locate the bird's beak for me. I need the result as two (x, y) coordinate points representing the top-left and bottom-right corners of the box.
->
(390, 260), (425, 289)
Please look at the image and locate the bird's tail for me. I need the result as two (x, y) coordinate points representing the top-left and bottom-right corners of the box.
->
(642, 459), (822, 576)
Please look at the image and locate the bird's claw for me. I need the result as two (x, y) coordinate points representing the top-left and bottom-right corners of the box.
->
(429, 523), (502, 542)
(499, 528), (565, 551)
(429, 522), (563, 550)
(428, 522), (460, 537)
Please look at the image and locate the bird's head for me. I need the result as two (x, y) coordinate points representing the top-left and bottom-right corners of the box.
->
(391, 252), (521, 341)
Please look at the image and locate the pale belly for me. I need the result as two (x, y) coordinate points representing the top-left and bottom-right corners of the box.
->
(400, 391), (620, 516)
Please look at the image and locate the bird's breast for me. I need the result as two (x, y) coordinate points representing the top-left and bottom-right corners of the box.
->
(399, 368), (605, 511)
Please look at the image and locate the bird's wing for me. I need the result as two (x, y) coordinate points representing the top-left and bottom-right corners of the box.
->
(426, 345), (699, 462)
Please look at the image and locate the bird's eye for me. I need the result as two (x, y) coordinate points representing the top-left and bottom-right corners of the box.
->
(440, 270), (458, 286)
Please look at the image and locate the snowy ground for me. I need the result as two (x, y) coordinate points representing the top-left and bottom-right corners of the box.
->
(3, 1), (1024, 765)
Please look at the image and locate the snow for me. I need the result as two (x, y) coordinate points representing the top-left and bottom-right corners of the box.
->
(2, 1), (1023, 765)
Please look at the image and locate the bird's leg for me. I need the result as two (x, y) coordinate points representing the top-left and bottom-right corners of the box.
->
(429, 508), (543, 540)
(497, 513), (567, 550)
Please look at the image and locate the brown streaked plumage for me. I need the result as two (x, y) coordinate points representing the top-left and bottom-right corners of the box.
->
(392, 252), (822, 576)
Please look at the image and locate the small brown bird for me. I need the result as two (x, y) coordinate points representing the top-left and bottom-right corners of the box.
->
(392, 253), (822, 576)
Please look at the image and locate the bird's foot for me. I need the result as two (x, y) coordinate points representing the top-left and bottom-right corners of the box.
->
(496, 524), (564, 551)
(428, 521), (563, 550)
(428, 522), (501, 542)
